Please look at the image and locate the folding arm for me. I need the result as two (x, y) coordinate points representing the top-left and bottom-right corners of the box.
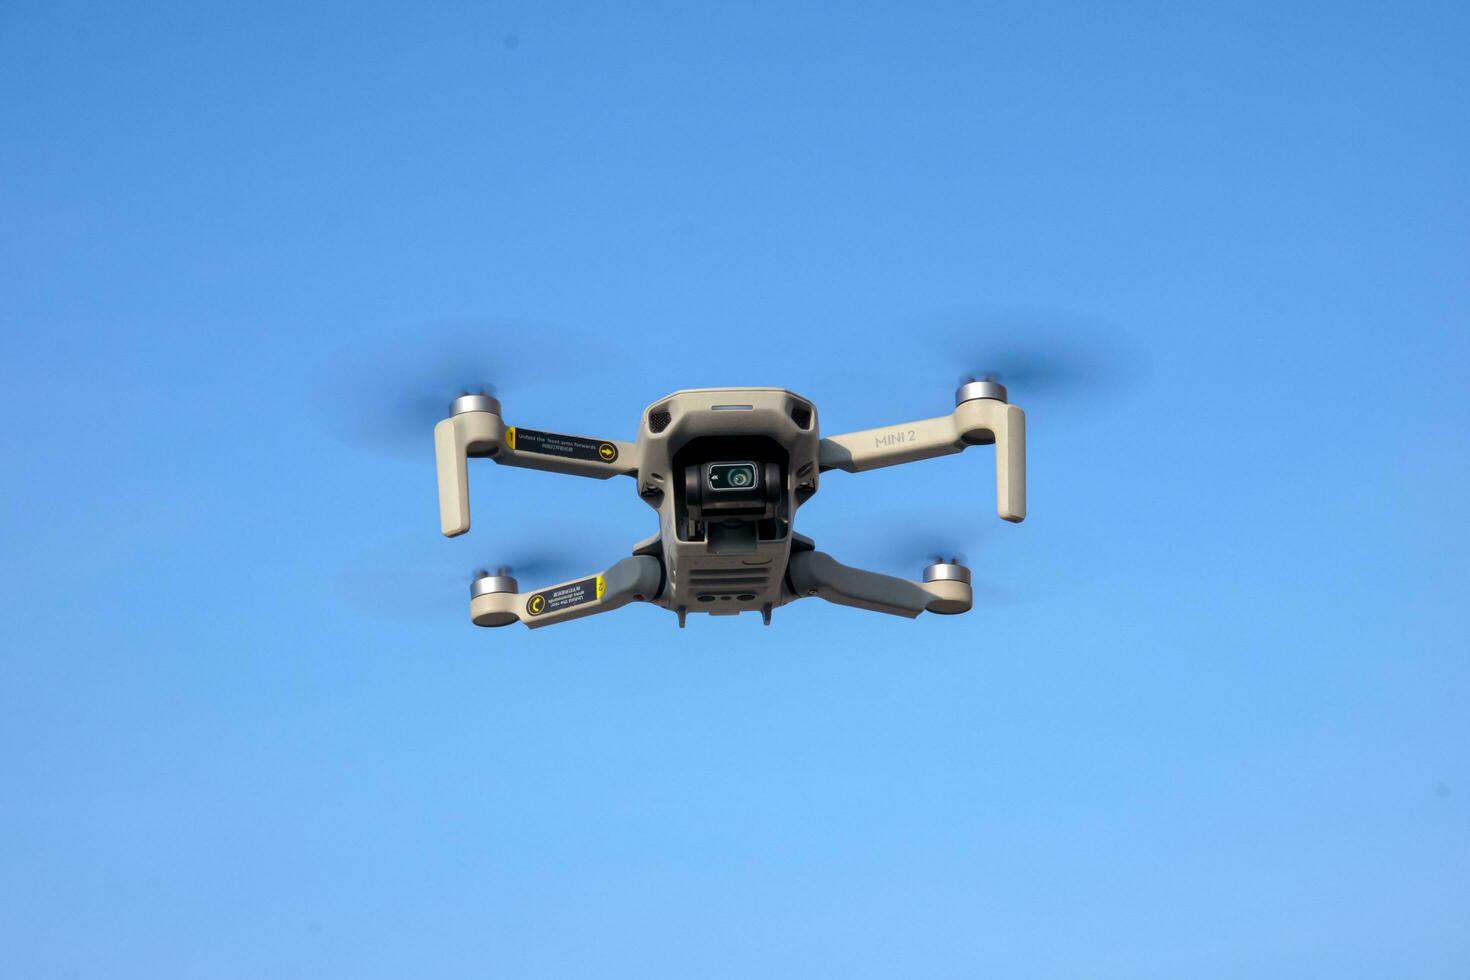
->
(787, 551), (972, 619)
(817, 382), (1026, 523)
(470, 555), (664, 630)
(434, 394), (639, 537)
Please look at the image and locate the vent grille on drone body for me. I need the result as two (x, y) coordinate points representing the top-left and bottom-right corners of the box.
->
(687, 568), (772, 590)
(648, 407), (672, 433)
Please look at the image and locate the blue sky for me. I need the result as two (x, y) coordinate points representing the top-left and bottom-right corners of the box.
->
(2, 1), (1467, 977)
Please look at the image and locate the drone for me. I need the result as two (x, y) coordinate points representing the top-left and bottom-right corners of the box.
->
(433, 381), (1025, 630)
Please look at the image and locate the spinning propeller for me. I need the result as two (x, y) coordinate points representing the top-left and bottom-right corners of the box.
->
(338, 531), (611, 622)
(939, 310), (1150, 410)
(845, 508), (1011, 603)
(314, 318), (621, 461)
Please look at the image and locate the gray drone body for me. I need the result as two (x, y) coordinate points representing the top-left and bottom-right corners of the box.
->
(434, 384), (1025, 630)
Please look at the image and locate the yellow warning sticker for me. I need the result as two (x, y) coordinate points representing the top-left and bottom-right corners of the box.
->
(509, 427), (618, 464)
(526, 575), (602, 617)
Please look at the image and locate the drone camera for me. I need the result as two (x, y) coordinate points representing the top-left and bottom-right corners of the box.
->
(706, 461), (758, 492)
(682, 458), (783, 534)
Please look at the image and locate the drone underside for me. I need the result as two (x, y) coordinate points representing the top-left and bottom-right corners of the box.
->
(433, 383), (1025, 630)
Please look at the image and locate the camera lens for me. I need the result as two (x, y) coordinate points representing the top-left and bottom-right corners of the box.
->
(708, 462), (758, 492)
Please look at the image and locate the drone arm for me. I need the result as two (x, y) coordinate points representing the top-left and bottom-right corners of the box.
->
(818, 413), (959, 470)
(470, 555), (663, 630)
(434, 402), (637, 537)
(787, 551), (971, 618)
(434, 410), (499, 537)
(817, 396), (1026, 522)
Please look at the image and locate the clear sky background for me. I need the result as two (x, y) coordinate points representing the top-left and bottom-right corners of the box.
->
(2, 2), (1468, 977)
